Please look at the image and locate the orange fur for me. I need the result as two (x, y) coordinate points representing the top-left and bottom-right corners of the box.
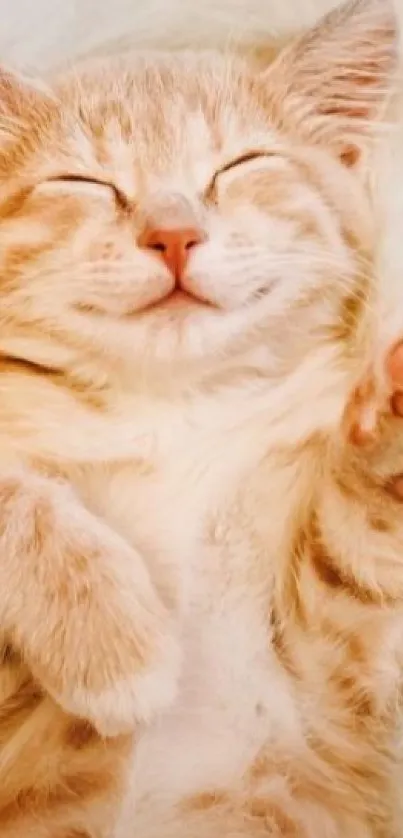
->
(0, 0), (400, 835)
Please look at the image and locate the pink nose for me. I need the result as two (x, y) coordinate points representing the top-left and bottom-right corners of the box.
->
(140, 226), (203, 281)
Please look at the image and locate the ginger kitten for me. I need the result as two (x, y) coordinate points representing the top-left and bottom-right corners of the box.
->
(0, 0), (400, 836)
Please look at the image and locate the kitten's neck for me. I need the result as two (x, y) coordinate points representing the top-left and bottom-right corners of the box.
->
(0, 312), (364, 475)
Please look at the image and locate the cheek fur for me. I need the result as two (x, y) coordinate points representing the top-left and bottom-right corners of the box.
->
(0, 200), (176, 320)
(185, 204), (320, 311)
(70, 254), (173, 318)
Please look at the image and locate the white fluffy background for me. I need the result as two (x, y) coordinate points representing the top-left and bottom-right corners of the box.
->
(0, 0), (340, 69)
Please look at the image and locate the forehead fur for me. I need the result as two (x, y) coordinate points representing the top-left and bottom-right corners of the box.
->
(59, 52), (261, 132)
(5, 53), (272, 186)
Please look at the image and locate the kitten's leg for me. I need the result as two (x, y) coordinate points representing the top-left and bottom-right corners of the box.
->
(0, 471), (180, 736)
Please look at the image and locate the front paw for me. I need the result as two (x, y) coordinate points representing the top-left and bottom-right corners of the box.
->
(344, 341), (403, 448)
(0, 473), (181, 737)
(342, 341), (403, 497)
(45, 521), (183, 737)
(66, 612), (181, 738)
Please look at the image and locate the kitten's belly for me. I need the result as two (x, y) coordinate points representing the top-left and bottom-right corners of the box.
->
(130, 613), (270, 798)
(117, 571), (300, 826)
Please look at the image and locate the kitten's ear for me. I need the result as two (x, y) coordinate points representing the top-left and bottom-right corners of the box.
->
(0, 66), (54, 141)
(264, 0), (398, 166)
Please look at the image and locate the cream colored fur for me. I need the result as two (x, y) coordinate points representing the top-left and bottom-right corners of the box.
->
(0, 0), (402, 836)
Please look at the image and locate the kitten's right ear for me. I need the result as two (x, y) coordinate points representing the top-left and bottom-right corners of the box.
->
(0, 66), (54, 141)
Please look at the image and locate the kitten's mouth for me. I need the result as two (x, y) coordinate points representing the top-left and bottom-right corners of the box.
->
(139, 287), (215, 314)
(164, 289), (207, 307)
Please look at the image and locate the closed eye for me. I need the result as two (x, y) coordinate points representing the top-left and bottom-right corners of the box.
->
(218, 151), (274, 176)
(207, 151), (276, 199)
(42, 175), (130, 209)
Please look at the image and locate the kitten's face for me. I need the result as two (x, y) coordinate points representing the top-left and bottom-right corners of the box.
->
(0, 0), (395, 381)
